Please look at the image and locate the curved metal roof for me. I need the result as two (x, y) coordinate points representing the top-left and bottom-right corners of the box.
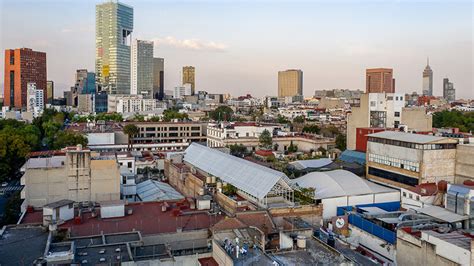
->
(184, 143), (291, 200)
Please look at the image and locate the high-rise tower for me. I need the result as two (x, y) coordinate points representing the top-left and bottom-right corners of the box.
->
(96, 1), (133, 95)
(422, 58), (433, 96)
(131, 40), (154, 98)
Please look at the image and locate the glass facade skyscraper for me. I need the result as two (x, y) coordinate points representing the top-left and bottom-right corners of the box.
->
(96, 1), (133, 95)
(131, 39), (154, 98)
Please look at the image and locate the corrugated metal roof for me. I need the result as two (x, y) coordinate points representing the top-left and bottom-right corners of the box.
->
(291, 170), (397, 199)
(367, 131), (454, 144)
(184, 143), (291, 200)
(289, 158), (333, 170)
(418, 205), (469, 223)
(136, 180), (184, 202)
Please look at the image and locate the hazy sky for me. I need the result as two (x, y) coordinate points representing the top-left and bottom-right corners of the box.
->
(1, 0), (473, 99)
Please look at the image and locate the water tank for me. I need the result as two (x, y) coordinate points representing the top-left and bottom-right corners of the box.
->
(438, 180), (448, 192)
(206, 176), (212, 184)
(296, 235), (306, 249)
(211, 176), (216, 183)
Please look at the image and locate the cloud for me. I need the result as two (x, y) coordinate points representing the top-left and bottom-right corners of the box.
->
(152, 36), (228, 52)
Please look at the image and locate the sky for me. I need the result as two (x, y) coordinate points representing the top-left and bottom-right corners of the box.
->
(0, 0), (473, 99)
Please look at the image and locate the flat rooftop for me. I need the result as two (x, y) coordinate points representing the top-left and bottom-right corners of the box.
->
(368, 131), (457, 144)
(0, 226), (48, 265)
(58, 202), (223, 237)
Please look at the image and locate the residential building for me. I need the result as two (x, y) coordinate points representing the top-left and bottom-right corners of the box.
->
(366, 68), (395, 93)
(366, 131), (458, 189)
(347, 93), (433, 150)
(278, 69), (303, 97)
(46, 80), (54, 104)
(95, 1), (133, 94)
(443, 78), (456, 102)
(455, 144), (474, 184)
(182, 66), (195, 95)
(131, 39), (154, 98)
(173, 84), (192, 99)
(20, 145), (121, 208)
(153, 57), (164, 100)
(26, 82), (44, 117)
(422, 59), (433, 96)
(4, 48), (47, 108)
(107, 94), (165, 113)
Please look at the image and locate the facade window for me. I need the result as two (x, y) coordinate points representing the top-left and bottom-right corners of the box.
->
(394, 112), (400, 117)
(368, 167), (419, 186)
(402, 192), (407, 197)
(127, 162), (132, 168)
(169, 127), (178, 131)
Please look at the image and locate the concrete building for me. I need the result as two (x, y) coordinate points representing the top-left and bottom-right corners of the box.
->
(443, 78), (456, 102)
(4, 48), (47, 108)
(26, 82), (44, 117)
(77, 93), (95, 113)
(366, 68), (395, 93)
(46, 80), (54, 104)
(107, 94), (165, 113)
(207, 122), (278, 148)
(455, 144), (474, 184)
(278, 69), (303, 97)
(69, 69), (95, 107)
(20, 145), (121, 208)
(153, 57), (164, 100)
(422, 59), (433, 96)
(95, 1), (133, 94)
(174, 84), (192, 99)
(366, 131), (458, 189)
(131, 121), (207, 144)
(182, 66), (195, 95)
(397, 229), (474, 266)
(347, 93), (434, 150)
(131, 39), (154, 98)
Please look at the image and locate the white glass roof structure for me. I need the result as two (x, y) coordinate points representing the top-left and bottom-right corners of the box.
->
(289, 158), (333, 170)
(184, 143), (292, 200)
(291, 169), (396, 199)
(136, 179), (184, 202)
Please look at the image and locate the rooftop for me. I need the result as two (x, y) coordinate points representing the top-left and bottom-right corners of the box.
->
(292, 169), (397, 199)
(422, 230), (472, 250)
(367, 131), (457, 144)
(289, 158), (333, 170)
(184, 143), (292, 200)
(0, 226), (48, 265)
(418, 205), (469, 223)
(136, 179), (184, 202)
(57, 201), (223, 237)
(44, 199), (74, 209)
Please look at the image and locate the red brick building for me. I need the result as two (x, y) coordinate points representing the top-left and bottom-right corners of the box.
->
(4, 48), (47, 108)
(366, 68), (395, 93)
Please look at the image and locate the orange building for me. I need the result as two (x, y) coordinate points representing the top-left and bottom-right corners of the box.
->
(4, 48), (47, 108)
(366, 68), (395, 93)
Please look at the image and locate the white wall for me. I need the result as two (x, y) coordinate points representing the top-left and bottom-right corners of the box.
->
(101, 204), (125, 218)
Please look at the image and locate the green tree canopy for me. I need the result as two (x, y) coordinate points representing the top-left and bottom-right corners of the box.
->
(303, 124), (321, 134)
(124, 124), (139, 150)
(259, 129), (273, 149)
(433, 110), (474, 133)
(335, 134), (347, 151)
(293, 115), (305, 123)
(209, 106), (234, 121)
(162, 109), (189, 122)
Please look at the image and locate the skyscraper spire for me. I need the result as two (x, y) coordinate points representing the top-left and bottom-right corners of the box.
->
(427, 57), (429, 66)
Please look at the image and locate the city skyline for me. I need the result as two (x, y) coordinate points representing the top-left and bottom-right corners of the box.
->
(0, 0), (472, 99)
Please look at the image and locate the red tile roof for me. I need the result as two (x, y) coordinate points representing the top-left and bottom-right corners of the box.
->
(212, 217), (247, 232)
(235, 211), (275, 235)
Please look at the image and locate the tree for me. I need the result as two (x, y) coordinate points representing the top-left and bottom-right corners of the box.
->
(130, 114), (145, 122)
(433, 110), (474, 133)
(335, 134), (347, 151)
(209, 106), (234, 121)
(123, 124), (139, 151)
(0, 131), (31, 182)
(303, 124), (321, 134)
(149, 116), (161, 122)
(162, 109), (188, 122)
(229, 144), (247, 158)
(51, 131), (88, 150)
(222, 184), (238, 196)
(277, 115), (290, 124)
(293, 115), (305, 123)
(259, 129), (273, 149)
(287, 140), (298, 153)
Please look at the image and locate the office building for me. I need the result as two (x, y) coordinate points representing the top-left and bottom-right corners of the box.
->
(69, 69), (96, 106)
(21, 146), (121, 208)
(278, 69), (303, 97)
(46, 81), (54, 104)
(4, 48), (47, 108)
(94, 91), (108, 113)
(422, 59), (433, 96)
(95, 1), (133, 94)
(26, 83), (44, 117)
(153, 57), (164, 100)
(131, 40), (154, 98)
(443, 78), (456, 102)
(347, 93), (433, 150)
(182, 66), (195, 95)
(366, 131), (457, 189)
(107, 94), (165, 113)
(366, 68), (395, 93)
(173, 84), (192, 99)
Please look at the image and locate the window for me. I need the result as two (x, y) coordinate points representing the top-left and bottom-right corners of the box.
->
(394, 112), (400, 117)
(416, 196), (420, 201)
(169, 127), (178, 131)
(368, 167), (419, 186)
(402, 192), (407, 197)
(169, 133), (178, 137)
(127, 162), (132, 168)
(191, 126), (200, 130)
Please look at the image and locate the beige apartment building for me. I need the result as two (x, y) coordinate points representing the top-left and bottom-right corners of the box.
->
(21, 145), (121, 208)
(278, 69), (303, 97)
